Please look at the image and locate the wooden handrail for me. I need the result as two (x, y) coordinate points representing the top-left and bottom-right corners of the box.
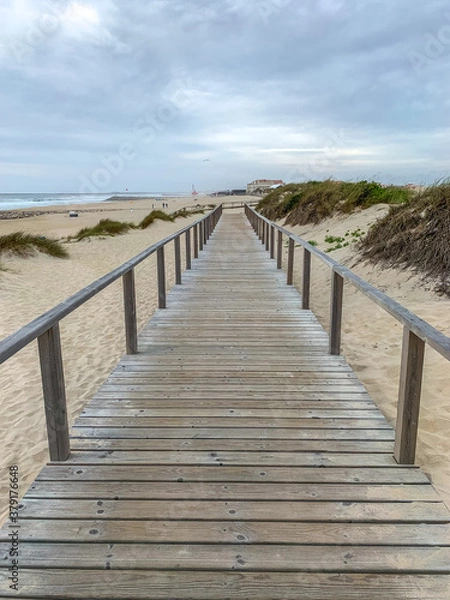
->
(0, 205), (222, 461)
(246, 204), (450, 465)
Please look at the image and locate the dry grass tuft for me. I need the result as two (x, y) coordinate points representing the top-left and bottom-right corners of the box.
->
(0, 232), (69, 258)
(360, 182), (450, 295)
(72, 219), (135, 241)
(139, 210), (174, 229)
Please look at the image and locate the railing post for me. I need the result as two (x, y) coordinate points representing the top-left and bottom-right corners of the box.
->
(329, 270), (344, 355)
(270, 226), (275, 259)
(302, 249), (311, 309)
(185, 229), (192, 270)
(265, 223), (270, 252)
(287, 238), (294, 285)
(194, 224), (199, 258)
(37, 324), (70, 462)
(199, 222), (204, 252)
(277, 230), (283, 269)
(174, 236), (182, 285)
(394, 327), (426, 464)
(123, 269), (138, 354)
(157, 246), (166, 308)
(203, 218), (208, 245)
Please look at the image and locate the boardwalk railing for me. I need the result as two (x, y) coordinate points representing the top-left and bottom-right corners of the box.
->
(0, 205), (222, 462)
(246, 204), (450, 465)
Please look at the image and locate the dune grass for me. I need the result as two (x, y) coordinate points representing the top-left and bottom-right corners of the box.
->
(257, 180), (411, 225)
(139, 210), (174, 229)
(71, 206), (208, 241)
(0, 232), (68, 258)
(359, 182), (450, 295)
(72, 219), (136, 241)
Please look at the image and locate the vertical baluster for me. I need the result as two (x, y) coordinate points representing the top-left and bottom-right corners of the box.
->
(302, 249), (311, 309)
(123, 269), (138, 354)
(157, 246), (166, 308)
(329, 271), (344, 355)
(174, 236), (181, 285)
(277, 231), (283, 269)
(394, 327), (425, 464)
(194, 224), (199, 258)
(37, 324), (70, 462)
(287, 238), (295, 285)
(186, 229), (192, 270)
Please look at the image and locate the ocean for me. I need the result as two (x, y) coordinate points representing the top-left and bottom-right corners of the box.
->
(0, 192), (188, 212)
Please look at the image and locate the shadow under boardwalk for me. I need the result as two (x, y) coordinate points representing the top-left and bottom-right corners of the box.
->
(1, 212), (450, 599)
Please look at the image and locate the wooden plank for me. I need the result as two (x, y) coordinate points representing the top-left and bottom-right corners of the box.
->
(0, 570), (448, 600)
(87, 399), (377, 409)
(25, 481), (439, 502)
(69, 439), (394, 453)
(0, 569), (450, 600)
(72, 417), (390, 428)
(70, 427), (393, 440)
(15, 498), (450, 521)
(63, 450), (399, 466)
(104, 372), (359, 381)
(79, 408), (384, 419)
(2, 542), (450, 572)
(36, 465), (428, 484)
(4, 520), (447, 545)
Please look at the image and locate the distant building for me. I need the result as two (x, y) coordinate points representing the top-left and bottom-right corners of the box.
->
(246, 179), (284, 195)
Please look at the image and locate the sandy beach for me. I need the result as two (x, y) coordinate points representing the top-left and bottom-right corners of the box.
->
(0, 198), (449, 526)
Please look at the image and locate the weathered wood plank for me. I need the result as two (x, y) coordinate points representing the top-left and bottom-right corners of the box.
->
(25, 481), (439, 502)
(15, 498), (450, 521)
(35, 465), (427, 484)
(4, 519), (447, 545)
(69, 439), (394, 454)
(72, 417), (390, 429)
(1, 570), (450, 600)
(79, 408), (385, 419)
(2, 542), (450, 572)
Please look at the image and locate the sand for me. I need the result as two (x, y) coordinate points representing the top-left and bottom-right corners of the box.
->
(0, 198), (449, 525)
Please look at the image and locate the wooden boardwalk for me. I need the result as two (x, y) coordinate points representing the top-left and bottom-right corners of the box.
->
(1, 211), (450, 599)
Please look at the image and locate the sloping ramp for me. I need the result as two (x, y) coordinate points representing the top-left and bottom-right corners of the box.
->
(1, 211), (450, 599)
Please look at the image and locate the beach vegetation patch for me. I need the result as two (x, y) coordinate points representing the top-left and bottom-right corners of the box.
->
(0, 232), (68, 258)
(359, 182), (450, 295)
(72, 219), (135, 241)
(139, 210), (174, 229)
(257, 180), (412, 226)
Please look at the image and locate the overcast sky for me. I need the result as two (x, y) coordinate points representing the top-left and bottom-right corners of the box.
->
(0, 0), (449, 193)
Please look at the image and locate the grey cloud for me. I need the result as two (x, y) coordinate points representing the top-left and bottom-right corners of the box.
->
(0, 0), (448, 191)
